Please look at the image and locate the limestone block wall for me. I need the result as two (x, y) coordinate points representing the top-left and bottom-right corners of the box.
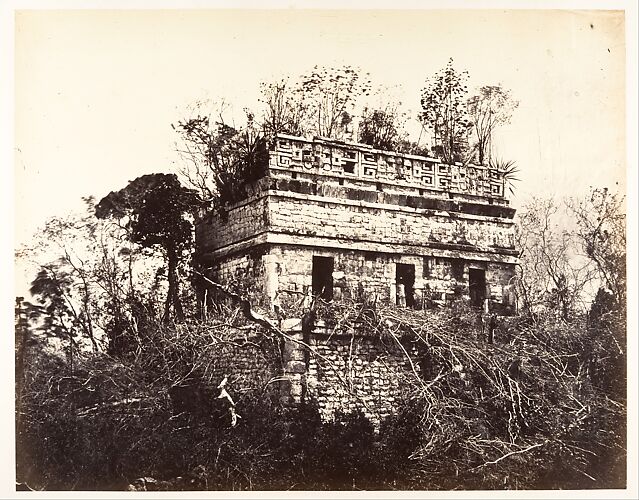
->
(305, 334), (416, 424)
(205, 334), (282, 401)
(269, 167), (511, 210)
(196, 195), (269, 253)
(266, 246), (515, 308)
(206, 247), (268, 307)
(267, 192), (515, 254)
(198, 228), (515, 311)
(202, 327), (420, 426)
(422, 257), (515, 303)
(269, 246), (396, 306)
(486, 261), (517, 301)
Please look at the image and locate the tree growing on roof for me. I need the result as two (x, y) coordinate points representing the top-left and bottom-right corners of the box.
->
(420, 58), (473, 164)
(298, 65), (372, 139)
(358, 104), (406, 151)
(174, 107), (268, 207)
(467, 85), (519, 165)
(260, 78), (309, 137)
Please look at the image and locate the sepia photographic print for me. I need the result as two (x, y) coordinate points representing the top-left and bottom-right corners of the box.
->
(7, 0), (637, 497)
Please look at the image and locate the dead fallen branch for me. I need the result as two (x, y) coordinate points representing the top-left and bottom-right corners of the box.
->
(469, 440), (547, 471)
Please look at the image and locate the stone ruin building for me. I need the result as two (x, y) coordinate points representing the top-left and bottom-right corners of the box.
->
(195, 134), (518, 424)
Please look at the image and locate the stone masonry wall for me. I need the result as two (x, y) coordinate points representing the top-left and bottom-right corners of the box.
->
(272, 134), (507, 199)
(268, 192), (515, 255)
(198, 220), (515, 310)
(205, 247), (268, 308)
(197, 195), (269, 253)
(271, 246), (403, 306)
(201, 326), (419, 427)
(486, 261), (517, 304)
(268, 245), (514, 309)
(422, 257), (515, 304)
(205, 334), (282, 402)
(269, 168), (512, 213)
(306, 334), (416, 424)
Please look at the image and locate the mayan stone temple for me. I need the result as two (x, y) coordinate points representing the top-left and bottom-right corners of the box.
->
(195, 134), (518, 423)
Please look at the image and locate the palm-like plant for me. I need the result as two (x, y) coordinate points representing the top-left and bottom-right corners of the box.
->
(489, 158), (520, 196)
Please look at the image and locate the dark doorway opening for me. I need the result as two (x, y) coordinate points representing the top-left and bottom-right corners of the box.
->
(396, 263), (415, 308)
(469, 268), (486, 308)
(312, 256), (334, 301)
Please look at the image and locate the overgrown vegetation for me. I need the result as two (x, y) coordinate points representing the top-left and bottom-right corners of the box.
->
(95, 173), (201, 323)
(15, 185), (628, 490)
(15, 60), (627, 491)
(15, 191), (628, 489)
(516, 187), (626, 323)
(174, 61), (519, 207)
(16, 298), (626, 490)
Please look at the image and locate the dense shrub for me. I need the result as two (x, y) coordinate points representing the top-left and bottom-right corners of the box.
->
(16, 304), (626, 491)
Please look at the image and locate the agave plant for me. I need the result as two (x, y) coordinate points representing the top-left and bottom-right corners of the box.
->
(489, 158), (520, 196)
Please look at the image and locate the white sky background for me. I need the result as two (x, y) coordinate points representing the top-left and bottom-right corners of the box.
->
(12, 7), (630, 293)
(14, 8), (627, 248)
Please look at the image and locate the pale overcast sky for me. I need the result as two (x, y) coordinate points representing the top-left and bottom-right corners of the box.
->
(8, 4), (635, 297)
